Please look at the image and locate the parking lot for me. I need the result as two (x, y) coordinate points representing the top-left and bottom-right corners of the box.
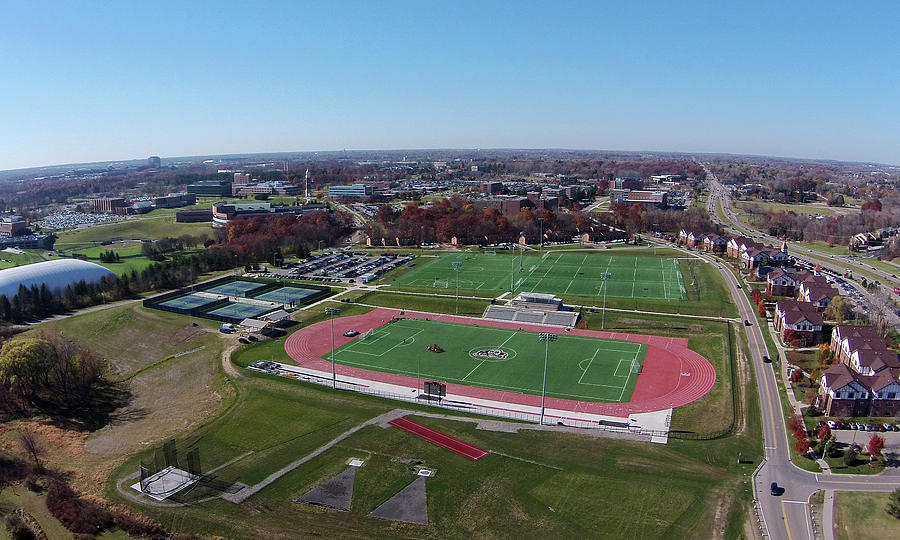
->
(273, 251), (415, 284)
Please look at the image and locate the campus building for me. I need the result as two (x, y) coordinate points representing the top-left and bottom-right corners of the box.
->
(152, 192), (197, 208)
(327, 184), (374, 199)
(187, 180), (233, 197)
(211, 201), (327, 227)
(0, 215), (26, 237)
(91, 197), (126, 214)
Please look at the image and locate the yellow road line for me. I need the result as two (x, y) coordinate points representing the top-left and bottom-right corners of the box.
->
(782, 501), (794, 540)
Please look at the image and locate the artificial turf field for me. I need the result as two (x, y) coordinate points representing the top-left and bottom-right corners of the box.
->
(393, 252), (686, 299)
(323, 318), (646, 402)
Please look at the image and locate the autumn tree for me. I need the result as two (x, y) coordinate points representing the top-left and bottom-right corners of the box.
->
(868, 434), (885, 461)
(824, 296), (849, 323)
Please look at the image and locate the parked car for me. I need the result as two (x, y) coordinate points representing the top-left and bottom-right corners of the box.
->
(826, 420), (837, 429)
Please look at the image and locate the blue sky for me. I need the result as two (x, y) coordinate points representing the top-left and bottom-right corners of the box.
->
(1, 1), (898, 169)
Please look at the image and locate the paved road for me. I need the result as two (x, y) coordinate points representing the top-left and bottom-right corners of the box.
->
(693, 168), (900, 539)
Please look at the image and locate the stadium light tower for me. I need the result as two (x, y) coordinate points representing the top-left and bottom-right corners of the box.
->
(452, 261), (462, 314)
(538, 332), (557, 425)
(325, 307), (341, 388)
(537, 217), (545, 255)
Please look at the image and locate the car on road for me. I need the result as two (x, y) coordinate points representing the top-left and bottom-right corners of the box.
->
(770, 482), (781, 496)
(762, 355), (771, 363)
(744, 319), (752, 326)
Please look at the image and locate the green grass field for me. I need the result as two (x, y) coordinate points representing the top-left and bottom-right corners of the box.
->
(325, 318), (645, 402)
(834, 492), (900, 540)
(393, 252), (685, 300)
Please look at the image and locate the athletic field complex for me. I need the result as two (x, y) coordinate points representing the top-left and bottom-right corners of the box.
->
(285, 308), (716, 420)
(392, 252), (686, 299)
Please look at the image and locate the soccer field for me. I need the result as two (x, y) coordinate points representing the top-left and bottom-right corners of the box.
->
(323, 318), (646, 402)
(393, 252), (685, 300)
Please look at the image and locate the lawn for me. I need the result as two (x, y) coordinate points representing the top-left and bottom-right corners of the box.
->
(392, 252), (686, 300)
(355, 290), (491, 316)
(326, 318), (646, 402)
(834, 492), (900, 540)
(111, 409), (747, 539)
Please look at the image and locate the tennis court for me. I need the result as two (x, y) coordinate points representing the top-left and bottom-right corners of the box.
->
(158, 293), (219, 310)
(252, 286), (318, 304)
(324, 318), (646, 402)
(204, 280), (267, 296)
(206, 302), (273, 320)
(392, 252), (685, 300)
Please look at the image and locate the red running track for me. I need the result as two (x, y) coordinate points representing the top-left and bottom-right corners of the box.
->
(284, 308), (716, 418)
(389, 417), (490, 460)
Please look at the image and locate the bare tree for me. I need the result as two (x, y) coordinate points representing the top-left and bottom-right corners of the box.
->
(18, 429), (44, 472)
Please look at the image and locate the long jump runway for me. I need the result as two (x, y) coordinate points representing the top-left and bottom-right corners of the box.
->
(284, 308), (716, 418)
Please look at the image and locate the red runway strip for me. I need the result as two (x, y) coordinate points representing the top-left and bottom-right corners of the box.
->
(389, 417), (490, 460)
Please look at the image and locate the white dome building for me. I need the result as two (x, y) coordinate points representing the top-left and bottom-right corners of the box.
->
(0, 259), (116, 299)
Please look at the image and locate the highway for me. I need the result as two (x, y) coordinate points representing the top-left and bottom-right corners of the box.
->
(693, 166), (900, 539)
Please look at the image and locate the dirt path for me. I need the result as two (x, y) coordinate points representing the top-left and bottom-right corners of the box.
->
(221, 341), (242, 379)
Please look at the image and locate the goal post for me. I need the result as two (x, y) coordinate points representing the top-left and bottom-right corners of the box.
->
(631, 358), (642, 375)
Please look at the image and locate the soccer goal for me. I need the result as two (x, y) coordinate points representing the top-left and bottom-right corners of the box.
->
(361, 329), (376, 340)
(630, 358), (642, 375)
(433, 279), (450, 288)
(484, 250), (497, 255)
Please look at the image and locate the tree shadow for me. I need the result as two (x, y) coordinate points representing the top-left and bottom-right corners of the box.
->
(40, 380), (138, 432)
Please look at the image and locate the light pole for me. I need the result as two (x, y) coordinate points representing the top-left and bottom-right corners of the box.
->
(325, 307), (340, 388)
(538, 217), (545, 255)
(538, 332), (557, 425)
(519, 231), (524, 271)
(452, 261), (462, 315)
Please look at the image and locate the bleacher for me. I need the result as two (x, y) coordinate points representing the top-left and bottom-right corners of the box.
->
(482, 300), (579, 328)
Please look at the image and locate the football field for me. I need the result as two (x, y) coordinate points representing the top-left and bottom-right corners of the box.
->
(323, 318), (647, 402)
(393, 252), (685, 300)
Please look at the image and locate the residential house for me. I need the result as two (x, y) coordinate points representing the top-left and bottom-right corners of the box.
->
(774, 300), (824, 346)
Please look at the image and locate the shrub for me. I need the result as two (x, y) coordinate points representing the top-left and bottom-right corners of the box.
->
(46, 481), (113, 534)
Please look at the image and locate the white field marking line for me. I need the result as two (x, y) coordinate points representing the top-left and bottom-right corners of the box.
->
(391, 318), (644, 350)
(328, 356), (625, 401)
(461, 329), (519, 381)
(661, 258), (668, 299)
(631, 257), (638, 298)
(617, 345), (645, 402)
(341, 329), (425, 357)
(612, 358), (631, 378)
(577, 349), (601, 383)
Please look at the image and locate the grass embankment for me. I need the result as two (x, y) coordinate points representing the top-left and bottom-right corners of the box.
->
(834, 492), (900, 540)
(0, 249), (47, 269)
(11, 304), (230, 494)
(54, 216), (211, 244)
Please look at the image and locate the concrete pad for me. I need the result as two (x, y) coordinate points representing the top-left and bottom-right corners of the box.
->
(369, 476), (428, 525)
(297, 467), (356, 511)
